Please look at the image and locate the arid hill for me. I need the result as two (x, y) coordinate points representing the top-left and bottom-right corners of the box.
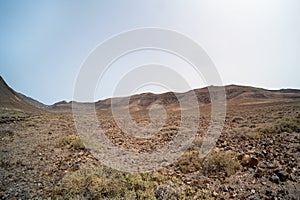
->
(1, 75), (299, 113)
(0, 76), (41, 112)
(16, 92), (48, 110)
(51, 84), (300, 113)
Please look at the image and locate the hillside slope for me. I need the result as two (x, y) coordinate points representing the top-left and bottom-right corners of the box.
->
(0, 76), (41, 112)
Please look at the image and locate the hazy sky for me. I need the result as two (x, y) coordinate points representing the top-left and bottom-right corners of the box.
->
(1, 0), (299, 104)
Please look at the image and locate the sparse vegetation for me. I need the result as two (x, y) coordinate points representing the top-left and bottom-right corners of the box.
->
(202, 151), (241, 177)
(258, 126), (275, 134)
(23, 121), (37, 127)
(192, 135), (203, 149)
(59, 135), (85, 150)
(175, 151), (202, 174)
(249, 132), (262, 139)
(55, 166), (123, 199)
(0, 128), (14, 138)
(122, 173), (158, 199)
(258, 119), (300, 134)
(275, 119), (300, 133)
(180, 186), (212, 200)
(55, 165), (168, 199)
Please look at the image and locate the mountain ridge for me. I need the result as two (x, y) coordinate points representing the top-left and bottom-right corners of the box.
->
(1, 75), (300, 112)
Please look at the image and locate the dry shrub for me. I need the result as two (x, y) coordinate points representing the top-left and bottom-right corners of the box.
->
(59, 135), (85, 150)
(55, 165), (167, 199)
(0, 128), (14, 138)
(275, 119), (299, 133)
(193, 135), (203, 149)
(175, 151), (202, 174)
(202, 151), (241, 177)
(54, 166), (123, 199)
(249, 132), (262, 140)
(258, 119), (300, 134)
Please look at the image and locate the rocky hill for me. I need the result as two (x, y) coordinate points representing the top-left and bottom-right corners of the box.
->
(0, 76), (40, 112)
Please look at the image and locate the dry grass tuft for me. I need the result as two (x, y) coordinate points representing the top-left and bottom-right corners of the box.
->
(249, 132), (262, 140)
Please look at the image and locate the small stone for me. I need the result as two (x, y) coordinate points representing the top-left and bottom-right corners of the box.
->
(78, 152), (84, 156)
(212, 191), (218, 197)
(155, 184), (180, 200)
(266, 188), (272, 195)
(232, 116), (244, 123)
(248, 157), (259, 168)
(251, 189), (256, 194)
(222, 185), (228, 192)
(256, 167), (264, 173)
(237, 153), (244, 160)
(276, 170), (288, 182)
(254, 173), (261, 178)
(253, 196), (261, 200)
(241, 155), (259, 168)
(289, 173), (297, 182)
(270, 175), (280, 184)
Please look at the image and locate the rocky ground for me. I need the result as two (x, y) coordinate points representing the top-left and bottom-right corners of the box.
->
(0, 101), (299, 199)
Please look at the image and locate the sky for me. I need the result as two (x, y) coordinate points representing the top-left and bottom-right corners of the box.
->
(0, 0), (299, 105)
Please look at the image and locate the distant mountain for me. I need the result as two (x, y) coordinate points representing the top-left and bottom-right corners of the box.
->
(1, 75), (299, 113)
(0, 76), (41, 112)
(224, 85), (300, 105)
(50, 84), (300, 113)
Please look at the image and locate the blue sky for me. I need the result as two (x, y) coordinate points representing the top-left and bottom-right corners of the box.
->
(1, 0), (299, 105)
